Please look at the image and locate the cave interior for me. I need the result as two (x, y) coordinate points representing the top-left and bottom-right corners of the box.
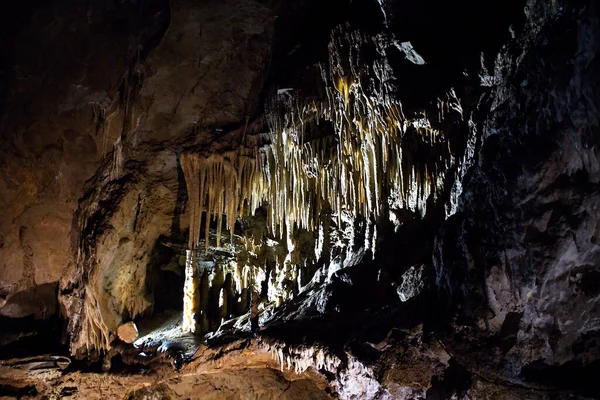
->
(0, 0), (600, 398)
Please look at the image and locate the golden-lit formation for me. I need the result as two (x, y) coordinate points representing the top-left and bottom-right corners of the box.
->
(263, 76), (450, 239)
(179, 27), (458, 333)
(182, 250), (197, 333)
(180, 149), (266, 252)
(180, 149), (267, 332)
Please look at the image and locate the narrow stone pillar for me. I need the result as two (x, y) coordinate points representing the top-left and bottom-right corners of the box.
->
(238, 287), (249, 315)
(182, 249), (197, 333)
(218, 287), (228, 323)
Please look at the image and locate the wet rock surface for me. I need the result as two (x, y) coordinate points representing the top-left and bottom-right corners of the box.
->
(0, 0), (599, 398)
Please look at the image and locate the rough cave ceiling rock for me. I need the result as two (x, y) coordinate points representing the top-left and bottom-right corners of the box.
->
(0, 0), (599, 398)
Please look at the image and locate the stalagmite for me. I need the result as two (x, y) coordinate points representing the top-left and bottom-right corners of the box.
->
(218, 287), (227, 322)
(182, 249), (197, 332)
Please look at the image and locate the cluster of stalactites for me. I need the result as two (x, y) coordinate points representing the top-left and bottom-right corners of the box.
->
(263, 79), (451, 240)
(272, 344), (342, 375)
(178, 25), (459, 335)
(180, 148), (267, 252)
(180, 25), (456, 253)
(259, 24), (457, 238)
(180, 149), (268, 333)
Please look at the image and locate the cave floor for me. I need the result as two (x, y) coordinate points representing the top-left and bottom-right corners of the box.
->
(0, 311), (334, 399)
(133, 310), (202, 360)
(0, 339), (333, 399)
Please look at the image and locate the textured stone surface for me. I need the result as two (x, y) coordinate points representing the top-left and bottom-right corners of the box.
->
(0, 0), (170, 322)
(52, 0), (274, 356)
(0, 340), (332, 399)
(433, 0), (600, 393)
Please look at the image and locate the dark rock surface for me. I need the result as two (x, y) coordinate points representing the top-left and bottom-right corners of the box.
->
(434, 0), (600, 395)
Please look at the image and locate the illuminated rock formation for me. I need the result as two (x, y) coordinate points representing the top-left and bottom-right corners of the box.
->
(178, 23), (468, 334)
(179, 149), (267, 332)
(180, 149), (267, 252)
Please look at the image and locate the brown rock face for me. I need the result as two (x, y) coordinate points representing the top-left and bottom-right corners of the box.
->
(0, 0), (170, 323)
(57, 0), (274, 356)
(0, 340), (333, 399)
(0, 0), (274, 355)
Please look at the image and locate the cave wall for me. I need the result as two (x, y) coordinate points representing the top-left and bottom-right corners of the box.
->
(0, 0), (275, 354)
(434, 0), (600, 388)
(63, 0), (276, 355)
(0, 0), (169, 321)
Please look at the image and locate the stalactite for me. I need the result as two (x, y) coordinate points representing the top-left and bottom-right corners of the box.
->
(180, 149), (267, 252)
(271, 344), (342, 375)
(179, 149), (268, 333)
(263, 77), (451, 241)
(178, 24), (466, 335)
